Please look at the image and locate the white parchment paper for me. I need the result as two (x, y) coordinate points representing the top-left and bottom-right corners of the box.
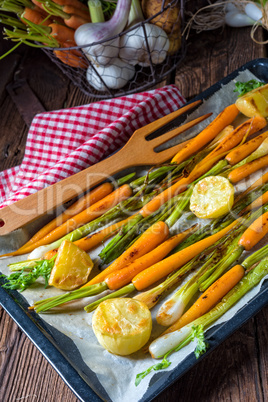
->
(0, 69), (268, 402)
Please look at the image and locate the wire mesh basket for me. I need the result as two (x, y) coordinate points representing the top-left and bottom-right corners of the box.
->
(43, 0), (185, 99)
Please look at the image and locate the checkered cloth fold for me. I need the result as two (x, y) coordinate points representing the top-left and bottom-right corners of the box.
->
(0, 85), (185, 208)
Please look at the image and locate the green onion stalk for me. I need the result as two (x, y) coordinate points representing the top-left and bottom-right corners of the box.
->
(135, 254), (268, 385)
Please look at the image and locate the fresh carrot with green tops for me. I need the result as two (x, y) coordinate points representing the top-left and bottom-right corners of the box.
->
(22, 7), (52, 25)
(162, 264), (245, 334)
(228, 154), (268, 184)
(84, 220), (170, 287)
(53, 46), (87, 68)
(226, 131), (268, 165)
(49, 22), (75, 43)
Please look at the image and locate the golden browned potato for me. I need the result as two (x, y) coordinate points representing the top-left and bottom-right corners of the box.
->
(235, 83), (268, 117)
(92, 298), (152, 355)
(49, 240), (93, 290)
(190, 176), (235, 219)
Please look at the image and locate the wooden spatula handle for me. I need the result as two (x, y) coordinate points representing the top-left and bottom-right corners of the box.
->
(0, 149), (133, 235)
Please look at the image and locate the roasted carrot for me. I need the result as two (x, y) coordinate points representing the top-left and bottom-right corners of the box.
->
(242, 190), (268, 213)
(42, 215), (133, 259)
(238, 211), (268, 251)
(16, 184), (132, 254)
(105, 226), (197, 290)
(171, 104), (239, 165)
(228, 154), (268, 184)
(131, 220), (239, 291)
(202, 115), (267, 164)
(162, 264), (245, 335)
(234, 171), (268, 204)
(73, 216), (134, 252)
(83, 221), (170, 287)
(19, 182), (113, 253)
(226, 131), (268, 166)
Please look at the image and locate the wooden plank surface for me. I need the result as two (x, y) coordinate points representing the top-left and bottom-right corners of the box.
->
(0, 6), (268, 402)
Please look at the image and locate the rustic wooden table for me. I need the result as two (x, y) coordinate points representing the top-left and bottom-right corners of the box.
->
(0, 6), (268, 402)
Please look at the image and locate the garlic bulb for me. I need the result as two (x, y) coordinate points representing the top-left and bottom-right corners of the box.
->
(74, 0), (132, 66)
(119, 23), (169, 67)
(86, 58), (135, 90)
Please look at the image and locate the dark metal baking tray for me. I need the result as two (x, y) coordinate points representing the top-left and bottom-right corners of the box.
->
(1, 57), (268, 402)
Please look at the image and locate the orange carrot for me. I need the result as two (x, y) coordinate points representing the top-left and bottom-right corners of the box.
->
(163, 264), (245, 335)
(20, 182), (113, 251)
(30, 0), (48, 12)
(64, 14), (90, 29)
(228, 154), (268, 184)
(53, 0), (88, 10)
(202, 115), (267, 164)
(54, 47), (87, 68)
(16, 184), (132, 254)
(44, 249), (58, 260)
(62, 5), (91, 19)
(171, 104), (239, 165)
(132, 220), (239, 291)
(49, 23), (75, 43)
(238, 211), (268, 251)
(22, 7), (52, 26)
(42, 215), (133, 259)
(83, 221), (170, 287)
(242, 190), (268, 213)
(73, 216), (135, 251)
(105, 226), (197, 290)
(234, 171), (268, 205)
(226, 131), (268, 166)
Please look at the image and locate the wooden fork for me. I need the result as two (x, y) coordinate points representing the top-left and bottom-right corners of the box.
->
(0, 100), (211, 235)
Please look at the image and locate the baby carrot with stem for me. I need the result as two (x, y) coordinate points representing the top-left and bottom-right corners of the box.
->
(225, 130), (268, 165)
(198, 205), (268, 291)
(171, 104), (239, 165)
(162, 264), (245, 333)
(24, 184), (133, 251)
(228, 154), (268, 184)
(17, 182), (114, 253)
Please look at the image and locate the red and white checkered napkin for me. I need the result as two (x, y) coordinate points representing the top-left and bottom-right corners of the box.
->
(0, 85), (185, 208)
